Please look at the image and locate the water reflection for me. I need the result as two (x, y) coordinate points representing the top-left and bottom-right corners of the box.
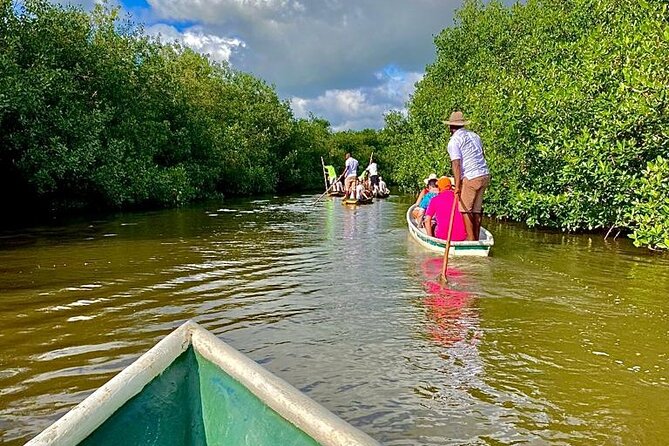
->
(419, 259), (472, 347)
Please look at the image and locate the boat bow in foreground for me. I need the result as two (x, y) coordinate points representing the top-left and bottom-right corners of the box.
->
(27, 321), (379, 446)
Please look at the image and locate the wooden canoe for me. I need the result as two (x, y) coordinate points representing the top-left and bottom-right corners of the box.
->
(406, 204), (494, 256)
(27, 321), (379, 446)
(342, 196), (373, 205)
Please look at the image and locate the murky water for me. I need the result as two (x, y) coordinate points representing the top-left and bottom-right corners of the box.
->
(1, 195), (668, 445)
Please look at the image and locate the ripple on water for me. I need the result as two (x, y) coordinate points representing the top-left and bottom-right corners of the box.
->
(1, 197), (669, 445)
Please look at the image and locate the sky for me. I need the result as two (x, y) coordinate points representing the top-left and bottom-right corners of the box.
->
(62, 0), (469, 131)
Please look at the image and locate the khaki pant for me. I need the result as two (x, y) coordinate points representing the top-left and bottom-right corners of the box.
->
(460, 175), (490, 213)
(345, 175), (357, 192)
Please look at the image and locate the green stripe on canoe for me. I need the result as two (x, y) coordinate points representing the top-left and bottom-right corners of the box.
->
(416, 234), (487, 250)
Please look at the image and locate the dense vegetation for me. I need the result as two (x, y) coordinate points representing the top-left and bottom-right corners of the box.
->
(384, 0), (669, 249)
(0, 0), (372, 215)
(3, 1), (667, 250)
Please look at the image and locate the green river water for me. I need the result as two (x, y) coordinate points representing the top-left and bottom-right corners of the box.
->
(0, 194), (668, 445)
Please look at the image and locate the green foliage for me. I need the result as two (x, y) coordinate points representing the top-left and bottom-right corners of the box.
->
(385, 0), (669, 249)
(379, 112), (448, 190)
(277, 117), (331, 192)
(0, 0), (334, 213)
(326, 129), (382, 168)
(628, 157), (669, 250)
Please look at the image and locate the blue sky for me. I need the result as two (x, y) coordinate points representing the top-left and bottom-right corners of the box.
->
(65, 0), (471, 130)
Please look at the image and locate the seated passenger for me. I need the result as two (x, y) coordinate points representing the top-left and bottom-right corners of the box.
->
(413, 181), (439, 226)
(337, 176), (346, 193)
(364, 177), (372, 192)
(347, 185), (357, 200)
(331, 177), (344, 193)
(424, 177), (467, 241)
(415, 173), (438, 207)
(356, 180), (372, 200)
(355, 180), (365, 200)
(378, 177), (389, 195)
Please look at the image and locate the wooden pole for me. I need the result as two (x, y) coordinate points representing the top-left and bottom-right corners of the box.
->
(320, 157), (329, 191)
(440, 189), (459, 283)
(311, 172), (345, 205)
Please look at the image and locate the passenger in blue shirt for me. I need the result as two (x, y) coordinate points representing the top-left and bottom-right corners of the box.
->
(419, 190), (438, 209)
(413, 181), (439, 227)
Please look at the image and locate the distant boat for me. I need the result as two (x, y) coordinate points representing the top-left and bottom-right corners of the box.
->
(342, 196), (373, 205)
(406, 204), (494, 256)
(373, 191), (390, 199)
(27, 321), (379, 446)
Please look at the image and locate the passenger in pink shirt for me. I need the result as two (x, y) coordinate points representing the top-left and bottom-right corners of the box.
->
(424, 177), (467, 241)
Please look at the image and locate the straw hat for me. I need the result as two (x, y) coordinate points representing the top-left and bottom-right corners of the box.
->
(423, 173), (438, 185)
(443, 111), (470, 126)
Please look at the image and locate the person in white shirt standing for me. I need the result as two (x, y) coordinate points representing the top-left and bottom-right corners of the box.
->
(341, 153), (359, 199)
(364, 158), (379, 195)
(444, 111), (490, 241)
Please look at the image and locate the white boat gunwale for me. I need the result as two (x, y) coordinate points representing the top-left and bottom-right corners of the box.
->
(406, 204), (494, 256)
(27, 321), (379, 446)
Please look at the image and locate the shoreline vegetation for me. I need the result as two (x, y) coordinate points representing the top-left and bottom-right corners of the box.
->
(385, 0), (669, 250)
(0, 0), (380, 220)
(1, 0), (668, 250)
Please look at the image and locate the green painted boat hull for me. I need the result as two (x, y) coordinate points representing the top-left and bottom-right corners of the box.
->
(79, 348), (319, 446)
(28, 322), (378, 446)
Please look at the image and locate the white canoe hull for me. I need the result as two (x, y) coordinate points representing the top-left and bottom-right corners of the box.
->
(406, 204), (494, 256)
(27, 321), (379, 446)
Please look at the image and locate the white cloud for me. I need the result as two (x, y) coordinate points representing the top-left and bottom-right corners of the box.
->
(146, 0), (459, 97)
(291, 69), (422, 130)
(55, 0), (517, 129)
(146, 24), (245, 62)
(146, 0), (307, 27)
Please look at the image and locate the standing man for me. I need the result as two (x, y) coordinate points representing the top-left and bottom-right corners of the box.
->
(365, 157), (379, 195)
(341, 153), (359, 199)
(444, 111), (490, 241)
